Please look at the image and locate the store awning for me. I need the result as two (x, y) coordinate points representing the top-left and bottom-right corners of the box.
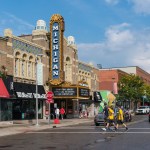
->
(0, 78), (10, 98)
(14, 82), (46, 99)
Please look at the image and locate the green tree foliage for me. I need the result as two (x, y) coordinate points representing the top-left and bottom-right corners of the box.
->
(142, 84), (150, 102)
(0, 71), (6, 78)
(118, 74), (144, 102)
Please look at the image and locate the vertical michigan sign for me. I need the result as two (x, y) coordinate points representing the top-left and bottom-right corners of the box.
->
(49, 14), (65, 85)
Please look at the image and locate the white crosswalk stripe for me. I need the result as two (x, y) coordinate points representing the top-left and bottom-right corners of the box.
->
(27, 131), (150, 134)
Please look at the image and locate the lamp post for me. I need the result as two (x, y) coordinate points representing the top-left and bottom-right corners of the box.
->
(35, 54), (43, 126)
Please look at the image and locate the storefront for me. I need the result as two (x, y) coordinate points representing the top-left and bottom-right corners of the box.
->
(12, 82), (46, 120)
(51, 85), (90, 118)
(0, 78), (12, 121)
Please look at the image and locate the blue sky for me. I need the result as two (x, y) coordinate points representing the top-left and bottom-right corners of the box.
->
(1, 0), (150, 72)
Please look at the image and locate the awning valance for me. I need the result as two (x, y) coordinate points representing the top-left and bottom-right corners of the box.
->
(14, 82), (46, 99)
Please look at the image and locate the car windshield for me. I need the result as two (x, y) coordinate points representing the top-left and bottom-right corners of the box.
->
(139, 106), (147, 109)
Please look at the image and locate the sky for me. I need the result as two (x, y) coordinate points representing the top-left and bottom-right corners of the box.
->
(1, 0), (150, 72)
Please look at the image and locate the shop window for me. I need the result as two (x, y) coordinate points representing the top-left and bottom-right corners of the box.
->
(0, 100), (12, 121)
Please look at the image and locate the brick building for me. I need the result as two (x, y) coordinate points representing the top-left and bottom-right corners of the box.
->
(0, 15), (100, 121)
(99, 69), (128, 93)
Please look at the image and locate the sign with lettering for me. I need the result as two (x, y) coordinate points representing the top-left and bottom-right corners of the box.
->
(79, 88), (90, 97)
(49, 14), (65, 85)
(16, 92), (46, 99)
(52, 87), (77, 97)
(52, 22), (59, 79)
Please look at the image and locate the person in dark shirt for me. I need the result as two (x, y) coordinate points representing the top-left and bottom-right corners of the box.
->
(103, 102), (109, 124)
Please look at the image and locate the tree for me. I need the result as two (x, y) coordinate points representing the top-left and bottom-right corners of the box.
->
(118, 74), (144, 107)
(141, 84), (150, 103)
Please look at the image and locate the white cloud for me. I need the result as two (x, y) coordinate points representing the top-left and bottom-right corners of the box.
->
(77, 23), (150, 73)
(105, 23), (134, 51)
(131, 0), (150, 14)
(105, 0), (150, 15)
(3, 12), (34, 28)
(0, 12), (34, 36)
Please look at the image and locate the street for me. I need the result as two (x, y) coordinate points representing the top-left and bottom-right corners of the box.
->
(0, 115), (149, 150)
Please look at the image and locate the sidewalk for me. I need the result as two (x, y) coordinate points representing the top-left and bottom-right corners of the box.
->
(0, 118), (94, 137)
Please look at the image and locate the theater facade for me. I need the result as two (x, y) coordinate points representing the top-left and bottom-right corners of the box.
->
(0, 14), (100, 121)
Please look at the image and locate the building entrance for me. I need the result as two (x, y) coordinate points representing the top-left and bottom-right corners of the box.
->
(13, 99), (43, 120)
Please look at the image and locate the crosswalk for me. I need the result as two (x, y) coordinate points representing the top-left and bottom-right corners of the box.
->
(27, 126), (150, 134)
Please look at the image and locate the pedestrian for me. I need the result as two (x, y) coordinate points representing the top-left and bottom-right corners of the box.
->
(55, 107), (60, 119)
(79, 106), (82, 118)
(60, 107), (65, 120)
(103, 102), (108, 125)
(102, 105), (117, 131)
(116, 105), (128, 131)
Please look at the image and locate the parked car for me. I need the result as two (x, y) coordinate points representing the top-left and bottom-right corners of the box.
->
(149, 112), (150, 122)
(135, 106), (149, 114)
(94, 113), (105, 126)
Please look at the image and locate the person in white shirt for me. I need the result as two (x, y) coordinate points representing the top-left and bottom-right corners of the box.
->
(55, 108), (60, 119)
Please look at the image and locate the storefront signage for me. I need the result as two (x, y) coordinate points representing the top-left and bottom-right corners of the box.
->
(78, 80), (89, 87)
(52, 22), (60, 79)
(52, 87), (77, 97)
(16, 92), (33, 98)
(79, 88), (89, 97)
(49, 14), (65, 85)
(93, 91), (102, 102)
(16, 92), (46, 99)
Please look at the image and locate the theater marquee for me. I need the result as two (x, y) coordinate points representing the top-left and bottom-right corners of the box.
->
(49, 14), (65, 85)
(52, 86), (90, 99)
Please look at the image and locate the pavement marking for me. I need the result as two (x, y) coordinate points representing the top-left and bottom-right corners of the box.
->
(58, 127), (150, 130)
(27, 131), (150, 134)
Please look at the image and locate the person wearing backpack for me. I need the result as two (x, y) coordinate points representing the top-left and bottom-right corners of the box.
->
(103, 102), (108, 125)
(102, 105), (117, 131)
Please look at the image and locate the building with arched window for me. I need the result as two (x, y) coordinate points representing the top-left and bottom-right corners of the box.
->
(0, 16), (100, 121)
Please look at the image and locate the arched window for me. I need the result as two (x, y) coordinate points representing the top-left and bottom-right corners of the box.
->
(22, 54), (27, 77)
(15, 52), (21, 76)
(28, 56), (33, 78)
(65, 56), (72, 81)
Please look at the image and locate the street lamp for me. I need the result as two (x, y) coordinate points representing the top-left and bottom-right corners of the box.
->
(35, 54), (43, 126)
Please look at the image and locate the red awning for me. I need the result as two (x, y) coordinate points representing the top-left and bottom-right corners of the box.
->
(0, 78), (10, 98)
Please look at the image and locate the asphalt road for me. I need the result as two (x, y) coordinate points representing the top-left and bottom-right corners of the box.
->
(0, 115), (149, 150)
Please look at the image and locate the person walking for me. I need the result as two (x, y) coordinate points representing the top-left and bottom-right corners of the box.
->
(116, 105), (128, 131)
(103, 102), (109, 125)
(79, 106), (82, 118)
(60, 107), (65, 120)
(102, 105), (117, 131)
(55, 107), (60, 119)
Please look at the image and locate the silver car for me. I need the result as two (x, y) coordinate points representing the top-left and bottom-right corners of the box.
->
(94, 113), (105, 126)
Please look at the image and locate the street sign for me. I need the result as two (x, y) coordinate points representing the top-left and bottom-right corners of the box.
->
(46, 99), (54, 103)
(46, 91), (53, 99)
